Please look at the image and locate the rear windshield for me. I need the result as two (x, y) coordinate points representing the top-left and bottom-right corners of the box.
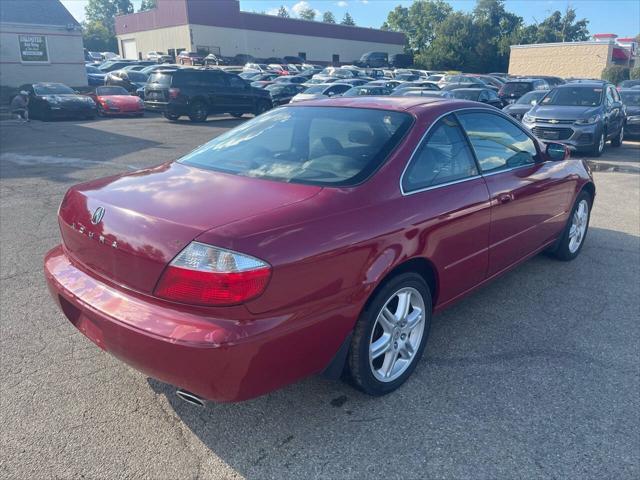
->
(540, 87), (603, 106)
(96, 86), (128, 95)
(179, 107), (413, 186)
(34, 84), (74, 95)
(126, 71), (148, 82)
(620, 91), (640, 106)
(503, 82), (533, 94)
(452, 90), (481, 101)
(148, 72), (173, 86)
(516, 90), (547, 105)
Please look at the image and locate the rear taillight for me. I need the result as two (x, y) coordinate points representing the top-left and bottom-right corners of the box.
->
(169, 88), (180, 99)
(155, 242), (271, 306)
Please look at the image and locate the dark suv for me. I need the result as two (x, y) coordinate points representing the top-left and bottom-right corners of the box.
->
(145, 69), (273, 122)
(522, 81), (625, 156)
(499, 78), (549, 104)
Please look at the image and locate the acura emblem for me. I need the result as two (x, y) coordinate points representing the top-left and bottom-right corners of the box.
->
(91, 206), (105, 225)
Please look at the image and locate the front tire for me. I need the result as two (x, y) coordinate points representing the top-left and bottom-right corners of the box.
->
(592, 129), (605, 157)
(611, 124), (624, 147)
(164, 112), (180, 121)
(551, 191), (592, 261)
(347, 273), (432, 396)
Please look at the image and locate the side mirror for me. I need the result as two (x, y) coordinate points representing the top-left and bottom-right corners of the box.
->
(546, 142), (569, 161)
(530, 100), (537, 105)
(327, 91), (335, 97)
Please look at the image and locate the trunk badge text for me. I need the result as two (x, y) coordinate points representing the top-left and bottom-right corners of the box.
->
(71, 206), (117, 248)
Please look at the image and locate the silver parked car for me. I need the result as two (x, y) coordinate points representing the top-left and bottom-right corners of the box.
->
(522, 82), (625, 156)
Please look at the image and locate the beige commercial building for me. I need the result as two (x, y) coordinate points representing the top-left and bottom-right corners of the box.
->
(509, 34), (637, 79)
(0, 0), (86, 88)
(115, 0), (405, 64)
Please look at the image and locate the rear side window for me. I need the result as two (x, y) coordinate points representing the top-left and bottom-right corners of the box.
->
(402, 114), (478, 192)
(458, 112), (537, 173)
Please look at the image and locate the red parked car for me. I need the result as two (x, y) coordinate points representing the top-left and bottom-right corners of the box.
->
(45, 97), (595, 403)
(87, 86), (144, 117)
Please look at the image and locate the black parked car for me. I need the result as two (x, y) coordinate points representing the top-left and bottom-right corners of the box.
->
(144, 68), (273, 122)
(450, 88), (505, 108)
(265, 84), (306, 106)
(105, 70), (149, 93)
(620, 88), (640, 137)
(499, 78), (549, 104)
(18, 83), (96, 120)
(98, 60), (137, 73)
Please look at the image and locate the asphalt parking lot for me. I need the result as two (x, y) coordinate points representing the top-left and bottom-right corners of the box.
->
(1, 113), (639, 479)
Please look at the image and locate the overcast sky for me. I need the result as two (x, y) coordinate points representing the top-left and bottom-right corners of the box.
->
(60, 0), (639, 37)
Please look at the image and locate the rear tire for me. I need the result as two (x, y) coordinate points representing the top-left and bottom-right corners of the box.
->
(254, 101), (271, 116)
(188, 101), (208, 123)
(550, 191), (592, 261)
(347, 273), (432, 396)
(611, 125), (624, 147)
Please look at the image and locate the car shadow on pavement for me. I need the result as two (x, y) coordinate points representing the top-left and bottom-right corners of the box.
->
(146, 226), (639, 479)
(0, 122), (161, 183)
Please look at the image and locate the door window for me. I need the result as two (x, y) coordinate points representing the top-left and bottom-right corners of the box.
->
(458, 112), (537, 173)
(605, 87), (614, 106)
(227, 75), (246, 89)
(402, 114), (478, 192)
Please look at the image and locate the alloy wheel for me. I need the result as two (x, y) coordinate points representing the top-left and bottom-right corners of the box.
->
(369, 287), (425, 382)
(568, 199), (589, 253)
(598, 132), (605, 154)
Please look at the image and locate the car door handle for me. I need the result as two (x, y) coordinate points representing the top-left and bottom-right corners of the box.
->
(497, 193), (514, 204)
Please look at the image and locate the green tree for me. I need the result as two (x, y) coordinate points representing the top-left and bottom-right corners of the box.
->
(82, 21), (116, 52)
(341, 12), (356, 26)
(276, 6), (289, 18)
(85, 0), (133, 37)
(381, 1), (452, 52)
(420, 12), (481, 71)
(601, 66), (629, 84)
(473, 0), (524, 72)
(322, 11), (336, 24)
(298, 7), (317, 21)
(138, 0), (156, 12)
(534, 7), (589, 43)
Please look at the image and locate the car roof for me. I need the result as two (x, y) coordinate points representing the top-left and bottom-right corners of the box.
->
(453, 88), (489, 92)
(285, 96), (487, 115)
(556, 81), (608, 88)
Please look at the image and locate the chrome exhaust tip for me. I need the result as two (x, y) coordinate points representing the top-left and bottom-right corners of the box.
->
(176, 388), (205, 407)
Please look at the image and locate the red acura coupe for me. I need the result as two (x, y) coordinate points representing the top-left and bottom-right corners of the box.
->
(45, 97), (595, 403)
(88, 86), (145, 117)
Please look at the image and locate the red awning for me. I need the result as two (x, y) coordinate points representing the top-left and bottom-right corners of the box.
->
(612, 47), (630, 60)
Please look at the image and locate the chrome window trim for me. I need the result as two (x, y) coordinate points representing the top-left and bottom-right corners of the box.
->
(400, 106), (540, 196)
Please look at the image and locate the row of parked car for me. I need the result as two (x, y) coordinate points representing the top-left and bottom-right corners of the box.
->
(25, 56), (640, 157)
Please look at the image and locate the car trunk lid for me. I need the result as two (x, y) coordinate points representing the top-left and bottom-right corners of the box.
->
(58, 162), (321, 294)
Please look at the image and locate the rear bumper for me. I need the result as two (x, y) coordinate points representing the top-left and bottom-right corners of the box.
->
(44, 245), (351, 402)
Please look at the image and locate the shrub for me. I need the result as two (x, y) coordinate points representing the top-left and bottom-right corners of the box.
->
(630, 66), (640, 80)
(601, 66), (630, 85)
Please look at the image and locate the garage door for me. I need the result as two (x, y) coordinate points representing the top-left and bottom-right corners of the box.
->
(121, 39), (137, 59)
